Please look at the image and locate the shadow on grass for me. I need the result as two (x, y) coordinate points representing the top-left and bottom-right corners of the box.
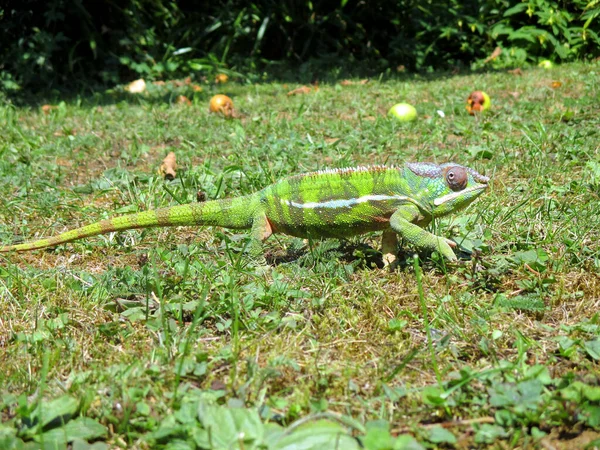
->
(264, 241), (385, 269)
(2, 57), (512, 109)
(266, 240), (476, 271)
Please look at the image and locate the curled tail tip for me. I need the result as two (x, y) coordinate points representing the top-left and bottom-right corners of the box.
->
(0, 244), (28, 253)
(0, 242), (18, 253)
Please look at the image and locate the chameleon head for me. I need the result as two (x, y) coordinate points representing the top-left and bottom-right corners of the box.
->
(407, 162), (489, 217)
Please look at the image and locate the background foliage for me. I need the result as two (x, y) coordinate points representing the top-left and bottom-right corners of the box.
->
(1, 0), (599, 88)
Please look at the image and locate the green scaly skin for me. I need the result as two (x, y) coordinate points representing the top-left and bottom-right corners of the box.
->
(0, 163), (489, 265)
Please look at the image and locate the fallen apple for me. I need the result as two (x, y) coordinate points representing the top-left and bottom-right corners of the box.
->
(125, 78), (146, 94)
(538, 60), (553, 69)
(176, 95), (192, 106)
(209, 94), (234, 117)
(388, 103), (417, 122)
(466, 91), (491, 115)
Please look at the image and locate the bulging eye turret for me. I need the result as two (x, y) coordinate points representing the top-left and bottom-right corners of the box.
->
(446, 167), (468, 191)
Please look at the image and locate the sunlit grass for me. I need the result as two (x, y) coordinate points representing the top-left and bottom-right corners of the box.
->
(1, 62), (599, 448)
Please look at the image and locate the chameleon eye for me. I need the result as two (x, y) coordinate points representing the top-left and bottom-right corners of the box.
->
(446, 167), (468, 191)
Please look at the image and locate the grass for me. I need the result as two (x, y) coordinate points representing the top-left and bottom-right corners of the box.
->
(1, 62), (600, 449)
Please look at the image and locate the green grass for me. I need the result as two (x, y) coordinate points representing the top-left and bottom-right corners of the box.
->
(1, 63), (600, 449)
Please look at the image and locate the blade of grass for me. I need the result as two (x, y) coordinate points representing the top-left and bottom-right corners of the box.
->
(413, 255), (441, 385)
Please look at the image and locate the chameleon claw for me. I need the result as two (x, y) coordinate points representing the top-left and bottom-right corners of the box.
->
(436, 238), (458, 261)
(382, 252), (397, 270)
(445, 239), (457, 248)
(445, 252), (458, 262)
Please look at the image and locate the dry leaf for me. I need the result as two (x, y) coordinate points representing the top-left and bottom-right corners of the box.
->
(53, 128), (77, 137)
(340, 79), (369, 86)
(551, 81), (562, 89)
(41, 105), (56, 114)
(215, 74), (229, 84)
(508, 68), (523, 76)
(484, 46), (502, 63)
(176, 95), (192, 106)
(192, 84), (203, 92)
(210, 380), (227, 391)
(125, 79), (146, 94)
(159, 152), (177, 180)
(287, 86), (313, 96)
(172, 77), (192, 87)
(153, 81), (166, 86)
(55, 158), (73, 168)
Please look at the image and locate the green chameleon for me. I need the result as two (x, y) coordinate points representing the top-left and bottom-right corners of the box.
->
(0, 163), (489, 265)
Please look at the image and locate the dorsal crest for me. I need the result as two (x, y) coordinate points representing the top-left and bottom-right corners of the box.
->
(294, 165), (394, 180)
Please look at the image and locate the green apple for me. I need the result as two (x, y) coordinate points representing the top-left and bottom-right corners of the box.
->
(388, 103), (417, 122)
(538, 60), (553, 69)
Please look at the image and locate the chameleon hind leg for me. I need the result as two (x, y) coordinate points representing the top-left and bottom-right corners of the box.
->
(249, 211), (273, 263)
(381, 229), (399, 268)
(389, 205), (457, 261)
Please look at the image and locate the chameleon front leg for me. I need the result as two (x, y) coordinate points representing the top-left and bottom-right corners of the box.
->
(389, 205), (457, 261)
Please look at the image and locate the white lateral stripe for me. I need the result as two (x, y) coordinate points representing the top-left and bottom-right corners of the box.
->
(286, 194), (408, 209)
(433, 186), (485, 206)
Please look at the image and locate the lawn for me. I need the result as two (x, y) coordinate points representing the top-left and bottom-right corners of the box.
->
(1, 62), (599, 449)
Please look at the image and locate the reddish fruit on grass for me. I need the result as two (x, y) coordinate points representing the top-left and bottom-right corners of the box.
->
(466, 91), (491, 115)
(209, 94), (234, 117)
(176, 95), (192, 106)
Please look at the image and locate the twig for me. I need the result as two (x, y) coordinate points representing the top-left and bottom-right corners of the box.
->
(283, 412), (366, 436)
(391, 416), (495, 435)
(524, 263), (541, 276)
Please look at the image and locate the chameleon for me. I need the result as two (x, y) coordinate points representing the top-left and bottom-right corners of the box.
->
(0, 162), (489, 265)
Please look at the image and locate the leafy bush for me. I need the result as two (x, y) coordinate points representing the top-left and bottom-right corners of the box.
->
(1, 0), (598, 91)
(483, 0), (600, 68)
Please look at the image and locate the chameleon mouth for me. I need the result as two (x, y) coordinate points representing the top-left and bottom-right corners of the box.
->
(433, 184), (488, 206)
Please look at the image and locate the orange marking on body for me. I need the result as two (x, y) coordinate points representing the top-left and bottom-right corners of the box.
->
(373, 216), (390, 223)
(99, 219), (114, 232)
(261, 219), (274, 240)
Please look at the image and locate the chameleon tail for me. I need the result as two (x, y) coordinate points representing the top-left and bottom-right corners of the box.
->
(0, 194), (261, 253)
